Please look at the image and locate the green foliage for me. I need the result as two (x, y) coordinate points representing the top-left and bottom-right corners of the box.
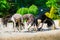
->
(35, 0), (47, 7)
(56, 0), (60, 19)
(0, 0), (10, 17)
(10, 0), (47, 7)
(16, 5), (38, 16)
(46, 0), (57, 8)
(45, 6), (55, 19)
(45, 0), (60, 20)
(28, 5), (38, 16)
(0, 0), (60, 19)
(16, 8), (28, 15)
(45, 6), (60, 20)
(57, 8), (60, 16)
(52, 12), (60, 20)
(0, 0), (10, 11)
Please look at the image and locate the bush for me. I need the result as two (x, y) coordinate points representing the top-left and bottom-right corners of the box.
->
(57, 8), (60, 16)
(0, 0), (10, 17)
(0, 0), (10, 11)
(28, 5), (38, 16)
(16, 8), (28, 15)
(45, 6), (60, 20)
(16, 5), (38, 16)
(49, 6), (55, 19)
(45, 6), (56, 19)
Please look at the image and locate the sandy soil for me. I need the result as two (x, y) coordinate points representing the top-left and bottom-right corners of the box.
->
(0, 30), (60, 40)
(0, 20), (60, 40)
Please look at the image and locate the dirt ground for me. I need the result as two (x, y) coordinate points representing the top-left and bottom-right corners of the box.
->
(0, 30), (60, 40)
(0, 20), (60, 40)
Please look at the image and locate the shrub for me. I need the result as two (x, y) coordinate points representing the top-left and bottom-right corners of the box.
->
(16, 8), (28, 15)
(45, 6), (60, 20)
(0, 0), (10, 11)
(57, 8), (60, 16)
(28, 5), (38, 16)
(16, 5), (38, 16)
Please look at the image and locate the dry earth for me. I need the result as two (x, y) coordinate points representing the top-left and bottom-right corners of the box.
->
(0, 20), (60, 40)
(0, 30), (60, 40)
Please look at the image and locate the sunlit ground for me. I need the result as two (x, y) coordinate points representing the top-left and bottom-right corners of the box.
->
(0, 20), (60, 40)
